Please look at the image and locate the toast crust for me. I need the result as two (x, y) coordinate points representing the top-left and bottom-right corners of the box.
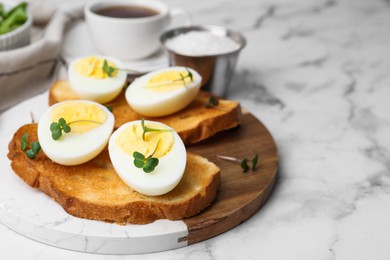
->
(8, 124), (221, 224)
(49, 80), (241, 144)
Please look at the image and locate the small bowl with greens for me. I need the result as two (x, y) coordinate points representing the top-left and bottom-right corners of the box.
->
(0, 1), (31, 51)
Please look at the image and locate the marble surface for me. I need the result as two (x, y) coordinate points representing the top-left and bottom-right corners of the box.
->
(1, 0), (390, 259)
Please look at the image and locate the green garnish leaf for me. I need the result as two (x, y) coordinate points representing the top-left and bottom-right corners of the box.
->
(50, 121), (63, 140)
(62, 124), (71, 133)
(241, 159), (249, 172)
(52, 130), (62, 140)
(146, 67), (194, 89)
(58, 118), (66, 127)
(187, 67), (193, 82)
(26, 149), (36, 159)
(251, 153), (259, 170)
(134, 159), (145, 168)
(133, 151), (145, 160)
(143, 157), (159, 173)
(50, 117), (102, 140)
(205, 96), (219, 108)
(26, 142), (41, 159)
(141, 118), (147, 141)
(179, 67), (193, 84)
(133, 151), (146, 168)
(20, 132), (40, 159)
(132, 139), (161, 173)
(31, 141), (41, 154)
(108, 66), (116, 76)
(103, 59), (109, 72)
(50, 122), (60, 131)
(218, 153), (259, 172)
(106, 105), (113, 113)
(21, 133), (28, 150)
(141, 118), (172, 141)
(102, 59), (117, 77)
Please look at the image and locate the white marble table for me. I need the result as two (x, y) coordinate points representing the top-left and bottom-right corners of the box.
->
(1, 0), (390, 259)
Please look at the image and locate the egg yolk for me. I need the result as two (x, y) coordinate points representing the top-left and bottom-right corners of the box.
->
(146, 70), (192, 92)
(116, 122), (173, 158)
(50, 102), (107, 134)
(75, 56), (118, 79)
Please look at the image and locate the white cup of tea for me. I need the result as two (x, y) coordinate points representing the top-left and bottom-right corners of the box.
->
(84, 0), (191, 60)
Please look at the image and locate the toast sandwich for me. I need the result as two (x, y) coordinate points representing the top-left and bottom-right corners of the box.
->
(8, 124), (221, 224)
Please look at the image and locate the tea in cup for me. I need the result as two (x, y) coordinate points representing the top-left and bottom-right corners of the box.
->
(84, 0), (190, 60)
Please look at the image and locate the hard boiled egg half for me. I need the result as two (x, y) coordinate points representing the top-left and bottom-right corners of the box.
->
(68, 56), (127, 103)
(126, 66), (201, 117)
(38, 100), (114, 165)
(108, 120), (186, 196)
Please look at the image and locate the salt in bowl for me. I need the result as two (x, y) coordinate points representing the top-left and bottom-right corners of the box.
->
(160, 25), (246, 97)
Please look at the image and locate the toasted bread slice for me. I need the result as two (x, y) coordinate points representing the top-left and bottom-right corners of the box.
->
(8, 124), (221, 224)
(49, 80), (241, 144)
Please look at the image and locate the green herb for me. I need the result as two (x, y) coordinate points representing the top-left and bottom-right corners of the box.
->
(179, 67), (193, 83)
(251, 153), (258, 170)
(133, 139), (161, 173)
(241, 159), (249, 172)
(105, 105), (113, 113)
(50, 118), (71, 140)
(145, 67), (194, 88)
(26, 142), (41, 159)
(102, 59), (117, 77)
(0, 2), (28, 35)
(20, 133), (41, 159)
(50, 117), (102, 140)
(205, 96), (219, 108)
(21, 133), (28, 150)
(141, 118), (172, 141)
(102, 59), (141, 77)
(218, 153), (259, 172)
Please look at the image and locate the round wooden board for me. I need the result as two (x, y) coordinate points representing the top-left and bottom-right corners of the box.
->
(184, 111), (278, 244)
(0, 93), (278, 254)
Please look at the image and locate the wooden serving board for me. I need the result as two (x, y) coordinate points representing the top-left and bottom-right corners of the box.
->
(0, 93), (278, 254)
(185, 111), (278, 244)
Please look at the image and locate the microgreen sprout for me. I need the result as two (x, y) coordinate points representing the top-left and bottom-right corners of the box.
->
(50, 117), (102, 140)
(205, 96), (219, 108)
(218, 153), (259, 172)
(179, 67), (193, 83)
(144, 67), (194, 88)
(21, 133), (41, 159)
(50, 118), (70, 140)
(102, 59), (141, 77)
(141, 118), (172, 141)
(251, 153), (259, 171)
(133, 139), (161, 173)
(241, 158), (249, 172)
(21, 133), (28, 151)
(105, 105), (113, 113)
(102, 59), (117, 77)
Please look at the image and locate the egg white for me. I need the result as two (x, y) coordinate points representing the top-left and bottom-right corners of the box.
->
(68, 56), (127, 104)
(125, 66), (201, 117)
(37, 100), (114, 166)
(108, 120), (187, 196)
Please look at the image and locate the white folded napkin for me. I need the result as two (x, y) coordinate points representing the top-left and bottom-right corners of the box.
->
(0, 1), (83, 112)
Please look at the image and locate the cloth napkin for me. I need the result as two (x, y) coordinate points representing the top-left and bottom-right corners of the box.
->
(0, 1), (83, 112)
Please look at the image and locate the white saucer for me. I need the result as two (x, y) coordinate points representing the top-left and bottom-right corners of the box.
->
(62, 20), (169, 74)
